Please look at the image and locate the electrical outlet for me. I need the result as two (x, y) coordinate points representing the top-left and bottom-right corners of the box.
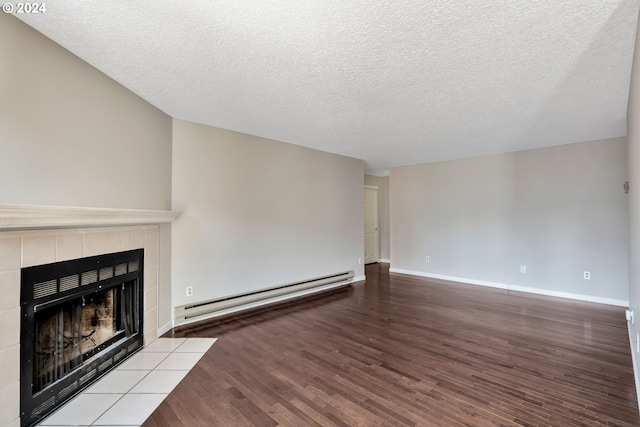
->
(358, 258), (363, 265)
(519, 265), (526, 274)
(186, 286), (193, 297)
(425, 256), (430, 263)
(583, 271), (591, 280)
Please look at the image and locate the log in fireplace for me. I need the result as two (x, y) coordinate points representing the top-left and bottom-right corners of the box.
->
(20, 249), (144, 427)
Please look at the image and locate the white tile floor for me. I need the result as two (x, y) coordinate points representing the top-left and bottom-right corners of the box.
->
(38, 337), (217, 427)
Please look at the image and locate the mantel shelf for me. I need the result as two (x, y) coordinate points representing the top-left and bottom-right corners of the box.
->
(0, 204), (181, 230)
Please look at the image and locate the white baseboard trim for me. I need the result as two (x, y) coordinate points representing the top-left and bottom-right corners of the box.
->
(157, 321), (173, 337)
(627, 322), (640, 412)
(388, 268), (629, 307)
(351, 275), (366, 283)
(378, 259), (391, 263)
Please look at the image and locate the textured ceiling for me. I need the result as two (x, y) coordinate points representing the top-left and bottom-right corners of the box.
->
(15, 0), (640, 175)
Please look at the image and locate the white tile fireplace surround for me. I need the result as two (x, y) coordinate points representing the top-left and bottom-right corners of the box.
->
(0, 204), (180, 427)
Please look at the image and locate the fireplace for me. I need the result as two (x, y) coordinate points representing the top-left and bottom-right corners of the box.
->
(0, 206), (179, 427)
(20, 249), (144, 427)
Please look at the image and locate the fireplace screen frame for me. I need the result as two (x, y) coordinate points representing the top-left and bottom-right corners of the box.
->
(20, 249), (144, 427)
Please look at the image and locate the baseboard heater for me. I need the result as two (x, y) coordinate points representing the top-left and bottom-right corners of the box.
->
(175, 271), (354, 325)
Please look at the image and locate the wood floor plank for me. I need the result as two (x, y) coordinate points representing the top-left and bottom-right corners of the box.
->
(145, 264), (640, 426)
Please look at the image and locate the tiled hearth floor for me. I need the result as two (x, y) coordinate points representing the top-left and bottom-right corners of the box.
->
(37, 337), (217, 427)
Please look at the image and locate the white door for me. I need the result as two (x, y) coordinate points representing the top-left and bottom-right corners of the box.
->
(364, 187), (379, 264)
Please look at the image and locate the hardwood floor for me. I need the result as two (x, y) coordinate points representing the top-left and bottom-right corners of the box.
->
(145, 264), (640, 426)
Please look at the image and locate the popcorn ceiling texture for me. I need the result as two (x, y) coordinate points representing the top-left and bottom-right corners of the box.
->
(16, 0), (640, 174)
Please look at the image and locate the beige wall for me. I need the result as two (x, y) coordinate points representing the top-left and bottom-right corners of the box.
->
(390, 138), (629, 304)
(364, 175), (390, 261)
(627, 8), (640, 403)
(0, 14), (172, 210)
(171, 119), (365, 310)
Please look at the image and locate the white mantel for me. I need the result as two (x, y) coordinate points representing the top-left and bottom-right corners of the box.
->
(0, 204), (181, 230)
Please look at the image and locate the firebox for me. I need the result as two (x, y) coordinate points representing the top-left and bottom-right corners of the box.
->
(20, 249), (144, 427)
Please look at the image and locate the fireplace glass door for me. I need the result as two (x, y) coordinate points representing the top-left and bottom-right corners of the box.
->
(32, 280), (138, 394)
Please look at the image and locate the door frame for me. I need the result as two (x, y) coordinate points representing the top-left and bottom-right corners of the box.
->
(364, 185), (379, 264)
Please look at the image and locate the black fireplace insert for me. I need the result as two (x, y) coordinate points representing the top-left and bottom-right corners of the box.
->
(20, 249), (144, 427)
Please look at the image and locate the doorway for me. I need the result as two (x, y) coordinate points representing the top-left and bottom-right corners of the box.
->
(364, 186), (379, 264)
